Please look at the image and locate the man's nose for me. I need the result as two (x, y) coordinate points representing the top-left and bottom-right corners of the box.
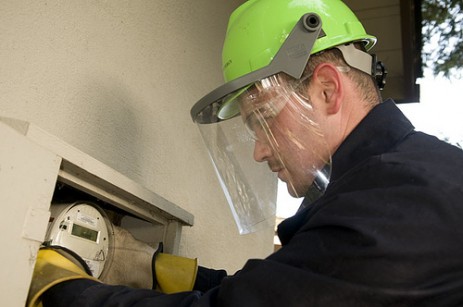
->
(253, 140), (271, 162)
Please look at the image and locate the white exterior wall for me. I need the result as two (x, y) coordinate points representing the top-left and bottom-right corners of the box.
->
(0, 0), (275, 273)
(343, 0), (404, 101)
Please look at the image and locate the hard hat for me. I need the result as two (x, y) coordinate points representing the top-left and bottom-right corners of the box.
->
(223, 0), (376, 82)
(191, 0), (377, 123)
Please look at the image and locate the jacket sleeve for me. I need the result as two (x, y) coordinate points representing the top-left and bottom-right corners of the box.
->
(194, 266), (228, 292)
(42, 279), (214, 307)
(41, 266), (227, 307)
(42, 150), (463, 307)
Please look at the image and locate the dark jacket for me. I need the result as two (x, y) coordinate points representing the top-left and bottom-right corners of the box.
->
(44, 100), (463, 306)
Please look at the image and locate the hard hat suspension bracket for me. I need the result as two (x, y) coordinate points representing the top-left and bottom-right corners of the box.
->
(271, 13), (323, 80)
(335, 44), (387, 90)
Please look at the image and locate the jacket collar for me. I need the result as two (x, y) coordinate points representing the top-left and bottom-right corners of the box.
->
(277, 99), (415, 245)
(330, 99), (415, 182)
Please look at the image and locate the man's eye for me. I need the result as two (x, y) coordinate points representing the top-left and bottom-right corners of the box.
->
(247, 115), (261, 130)
(254, 107), (274, 120)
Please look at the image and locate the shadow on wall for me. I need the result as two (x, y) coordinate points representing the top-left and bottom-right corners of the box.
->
(67, 75), (152, 184)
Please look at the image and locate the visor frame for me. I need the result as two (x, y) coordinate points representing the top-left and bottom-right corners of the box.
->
(191, 13), (323, 124)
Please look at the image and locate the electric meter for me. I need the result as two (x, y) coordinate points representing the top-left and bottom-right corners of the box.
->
(45, 202), (114, 278)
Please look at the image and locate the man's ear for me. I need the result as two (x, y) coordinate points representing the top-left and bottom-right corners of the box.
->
(311, 63), (343, 115)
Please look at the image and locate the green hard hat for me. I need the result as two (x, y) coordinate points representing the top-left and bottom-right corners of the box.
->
(223, 0), (376, 82)
(190, 0), (377, 123)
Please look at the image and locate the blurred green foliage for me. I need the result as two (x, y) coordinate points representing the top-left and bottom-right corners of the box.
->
(422, 0), (462, 78)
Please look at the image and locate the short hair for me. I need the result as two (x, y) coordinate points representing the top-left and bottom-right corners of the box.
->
(302, 43), (382, 107)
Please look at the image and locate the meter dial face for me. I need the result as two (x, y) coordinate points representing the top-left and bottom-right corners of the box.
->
(71, 223), (99, 242)
(46, 202), (113, 278)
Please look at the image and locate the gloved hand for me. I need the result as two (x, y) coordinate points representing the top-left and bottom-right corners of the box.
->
(100, 225), (157, 288)
(27, 246), (100, 307)
(153, 242), (198, 294)
(28, 225), (198, 307)
(100, 225), (198, 293)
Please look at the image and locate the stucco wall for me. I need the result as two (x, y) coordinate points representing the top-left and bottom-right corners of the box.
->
(0, 0), (275, 273)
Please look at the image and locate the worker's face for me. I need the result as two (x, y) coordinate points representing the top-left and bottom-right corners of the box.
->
(239, 75), (330, 197)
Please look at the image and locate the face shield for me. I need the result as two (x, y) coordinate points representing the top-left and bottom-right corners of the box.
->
(197, 118), (278, 234)
(197, 71), (331, 234)
(192, 14), (324, 234)
(238, 73), (331, 200)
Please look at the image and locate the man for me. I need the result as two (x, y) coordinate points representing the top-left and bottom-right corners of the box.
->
(29, 0), (463, 306)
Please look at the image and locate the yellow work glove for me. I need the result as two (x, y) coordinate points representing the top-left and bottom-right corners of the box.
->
(153, 243), (198, 294)
(27, 246), (100, 307)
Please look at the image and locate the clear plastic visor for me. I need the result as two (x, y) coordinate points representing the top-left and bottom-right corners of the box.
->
(197, 116), (278, 235)
(238, 73), (331, 198)
(198, 73), (331, 234)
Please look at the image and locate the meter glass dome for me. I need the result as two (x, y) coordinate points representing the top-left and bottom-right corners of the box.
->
(45, 202), (114, 278)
